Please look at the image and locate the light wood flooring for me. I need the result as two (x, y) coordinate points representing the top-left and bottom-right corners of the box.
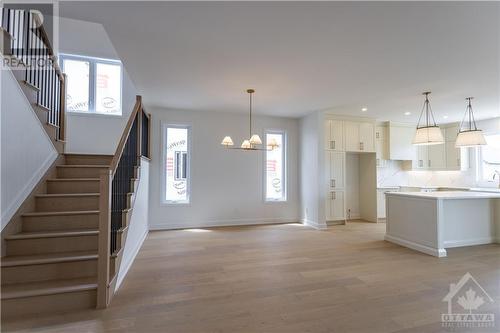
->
(2, 221), (500, 332)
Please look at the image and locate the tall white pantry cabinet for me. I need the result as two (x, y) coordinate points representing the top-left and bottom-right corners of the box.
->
(324, 116), (377, 223)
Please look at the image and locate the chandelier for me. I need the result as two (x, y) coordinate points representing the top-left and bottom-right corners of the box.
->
(455, 97), (487, 147)
(221, 89), (279, 151)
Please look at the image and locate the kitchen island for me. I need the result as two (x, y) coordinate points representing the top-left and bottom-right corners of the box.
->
(385, 191), (500, 257)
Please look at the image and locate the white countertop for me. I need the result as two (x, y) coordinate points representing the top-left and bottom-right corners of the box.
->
(386, 191), (500, 200)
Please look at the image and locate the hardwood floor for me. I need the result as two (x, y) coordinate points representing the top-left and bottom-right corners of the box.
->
(2, 221), (500, 332)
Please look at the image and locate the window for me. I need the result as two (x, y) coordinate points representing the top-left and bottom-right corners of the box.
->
(477, 134), (500, 185)
(265, 131), (286, 201)
(61, 54), (122, 115)
(163, 125), (190, 203)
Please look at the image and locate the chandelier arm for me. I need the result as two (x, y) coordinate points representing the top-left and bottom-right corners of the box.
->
(469, 102), (478, 131)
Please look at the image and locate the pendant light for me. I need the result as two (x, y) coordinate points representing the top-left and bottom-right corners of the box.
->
(221, 89), (278, 151)
(455, 97), (487, 147)
(412, 92), (444, 145)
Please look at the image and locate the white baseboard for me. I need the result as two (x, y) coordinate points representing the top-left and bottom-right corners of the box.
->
(115, 229), (148, 291)
(443, 237), (496, 248)
(1, 151), (57, 230)
(385, 234), (447, 257)
(149, 217), (299, 231)
(302, 219), (328, 230)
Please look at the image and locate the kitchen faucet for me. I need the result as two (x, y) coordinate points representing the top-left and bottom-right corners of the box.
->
(494, 170), (500, 189)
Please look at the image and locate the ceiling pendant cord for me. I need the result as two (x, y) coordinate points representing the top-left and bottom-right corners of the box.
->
(416, 92), (435, 129)
(249, 89), (252, 138)
(459, 97), (478, 132)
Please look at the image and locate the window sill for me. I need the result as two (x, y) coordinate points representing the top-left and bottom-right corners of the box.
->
(67, 111), (124, 119)
(265, 199), (287, 204)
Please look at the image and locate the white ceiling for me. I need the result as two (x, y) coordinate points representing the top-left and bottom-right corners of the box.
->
(60, 1), (499, 123)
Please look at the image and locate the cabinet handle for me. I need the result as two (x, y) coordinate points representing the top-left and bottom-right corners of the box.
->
(428, 160), (431, 167)
(331, 192), (335, 200)
(330, 179), (336, 187)
(360, 142), (364, 151)
(333, 141), (336, 149)
(457, 158), (460, 167)
(419, 160), (423, 167)
(376, 132), (380, 139)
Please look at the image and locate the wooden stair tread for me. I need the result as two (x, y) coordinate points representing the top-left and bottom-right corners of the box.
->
(1, 251), (98, 267)
(22, 210), (99, 217)
(64, 153), (113, 157)
(35, 193), (100, 198)
(1, 277), (97, 300)
(47, 178), (99, 182)
(5, 230), (98, 240)
(57, 165), (109, 168)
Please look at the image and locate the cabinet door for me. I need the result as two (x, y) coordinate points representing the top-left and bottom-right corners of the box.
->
(428, 144), (446, 169)
(330, 120), (344, 151)
(377, 190), (386, 219)
(359, 122), (375, 152)
(414, 146), (428, 169)
(326, 151), (345, 190)
(375, 126), (388, 160)
(344, 121), (360, 152)
(445, 142), (460, 170)
(326, 191), (345, 221)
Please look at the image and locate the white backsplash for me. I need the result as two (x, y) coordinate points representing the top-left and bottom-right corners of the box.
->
(377, 160), (476, 188)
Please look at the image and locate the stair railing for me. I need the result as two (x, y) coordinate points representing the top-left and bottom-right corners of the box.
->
(0, 8), (66, 141)
(97, 95), (151, 308)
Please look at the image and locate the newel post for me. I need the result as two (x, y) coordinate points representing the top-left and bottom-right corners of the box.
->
(97, 169), (112, 308)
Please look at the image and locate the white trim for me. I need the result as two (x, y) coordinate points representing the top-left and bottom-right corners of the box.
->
(384, 234), (447, 257)
(264, 129), (287, 203)
(1, 151), (57, 230)
(150, 217), (299, 231)
(114, 229), (148, 291)
(302, 218), (328, 230)
(443, 237), (495, 248)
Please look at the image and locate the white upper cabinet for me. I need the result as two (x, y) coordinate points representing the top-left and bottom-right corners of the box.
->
(325, 120), (344, 151)
(325, 151), (345, 190)
(388, 123), (416, 160)
(427, 144), (446, 169)
(375, 126), (389, 166)
(344, 121), (375, 152)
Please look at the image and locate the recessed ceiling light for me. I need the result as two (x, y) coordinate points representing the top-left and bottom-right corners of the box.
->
(361, 107), (368, 112)
(443, 115), (449, 119)
(404, 112), (411, 116)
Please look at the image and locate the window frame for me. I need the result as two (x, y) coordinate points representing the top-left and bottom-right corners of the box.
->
(264, 129), (287, 203)
(161, 123), (192, 205)
(476, 132), (500, 188)
(60, 53), (123, 117)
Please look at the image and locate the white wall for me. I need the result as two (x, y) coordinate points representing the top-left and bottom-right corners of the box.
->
(58, 17), (138, 154)
(1, 62), (58, 230)
(148, 108), (300, 230)
(300, 111), (324, 228)
(116, 158), (149, 290)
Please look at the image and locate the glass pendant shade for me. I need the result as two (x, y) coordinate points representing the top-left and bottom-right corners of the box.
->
(413, 126), (445, 145)
(455, 97), (487, 147)
(221, 136), (234, 146)
(249, 134), (262, 145)
(412, 92), (444, 146)
(241, 140), (251, 149)
(455, 130), (487, 147)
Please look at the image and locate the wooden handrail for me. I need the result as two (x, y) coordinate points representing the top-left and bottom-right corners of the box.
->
(109, 95), (142, 175)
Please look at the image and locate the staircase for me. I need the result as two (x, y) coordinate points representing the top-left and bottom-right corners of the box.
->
(1, 154), (112, 317)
